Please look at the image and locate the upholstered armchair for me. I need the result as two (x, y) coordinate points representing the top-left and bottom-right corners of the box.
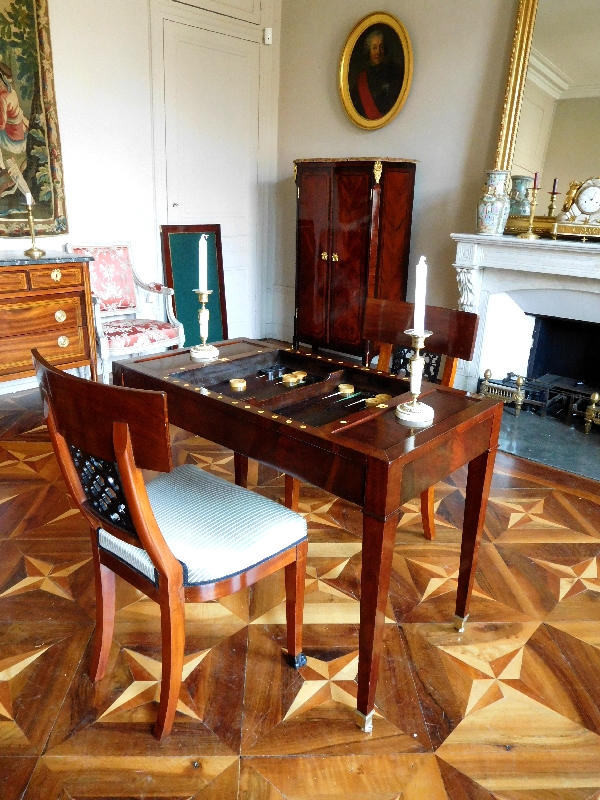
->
(65, 244), (184, 383)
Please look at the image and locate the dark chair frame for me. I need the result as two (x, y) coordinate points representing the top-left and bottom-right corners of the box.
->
(282, 298), (479, 540)
(32, 350), (307, 740)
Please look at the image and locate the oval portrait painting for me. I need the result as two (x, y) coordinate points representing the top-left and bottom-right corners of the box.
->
(340, 12), (413, 130)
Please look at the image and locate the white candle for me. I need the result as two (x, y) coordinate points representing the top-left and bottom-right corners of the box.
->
(413, 256), (427, 334)
(199, 234), (208, 292)
(25, 192), (32, 206)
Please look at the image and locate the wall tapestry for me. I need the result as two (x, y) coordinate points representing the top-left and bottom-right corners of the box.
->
(339, 12), (413, 131)
(0, 0), (66, 236)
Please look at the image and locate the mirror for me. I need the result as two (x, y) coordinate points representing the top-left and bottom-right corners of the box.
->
(496, 0), (600, 199)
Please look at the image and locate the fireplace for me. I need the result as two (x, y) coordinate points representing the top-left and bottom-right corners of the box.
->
(451, 233), (600, 393)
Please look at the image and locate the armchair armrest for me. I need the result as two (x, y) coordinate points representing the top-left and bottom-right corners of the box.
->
(132, 269), (174, 296)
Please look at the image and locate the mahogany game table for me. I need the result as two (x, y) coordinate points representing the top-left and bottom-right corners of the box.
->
(113, 339), (503, 732)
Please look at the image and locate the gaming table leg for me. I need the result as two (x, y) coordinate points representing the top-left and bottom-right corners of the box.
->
(356, 510), (399, 732)
(234, 452), (249, 488)
(285, 475), (300, 511)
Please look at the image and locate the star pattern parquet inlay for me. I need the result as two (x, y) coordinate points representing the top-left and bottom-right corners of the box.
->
(2, 389), (600, 798)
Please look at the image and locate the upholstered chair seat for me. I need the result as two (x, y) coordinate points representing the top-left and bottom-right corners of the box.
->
(97, 464), (307, 586)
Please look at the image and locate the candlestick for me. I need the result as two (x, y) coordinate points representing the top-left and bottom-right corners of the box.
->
(547, 188), (561, 218)
(198, 234), (208, 292)
(413, 256), (427, 334)
(395, 330), (434, 426)
(24, 201), (45, 259)
(517, 186), (540, 240)
(190, 289), (219, 361)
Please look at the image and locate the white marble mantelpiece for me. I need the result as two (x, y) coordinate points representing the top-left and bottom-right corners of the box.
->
(451, 233), (600, 391)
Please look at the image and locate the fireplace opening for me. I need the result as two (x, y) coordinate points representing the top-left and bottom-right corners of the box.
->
(527, 315), (600, 387)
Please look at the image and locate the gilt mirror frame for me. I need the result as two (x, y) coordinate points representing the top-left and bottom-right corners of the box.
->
(494, 0), (539, 171)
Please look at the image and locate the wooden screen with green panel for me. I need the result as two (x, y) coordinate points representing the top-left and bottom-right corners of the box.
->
(160, 225), (228, 348)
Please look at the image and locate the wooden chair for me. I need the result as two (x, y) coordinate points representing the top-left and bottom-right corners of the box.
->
(65, 244), (184, 384)
(32, 350), (308, 740)
(362, 297), (479, 538)
(283, 298), (479, 540)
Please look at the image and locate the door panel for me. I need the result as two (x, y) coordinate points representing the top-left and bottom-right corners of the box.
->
(295, 166), (331, 343)
(329, 167), (372, 348)
(378, 166), (415, 301)
(164, 20), (259, 337)
(172, 0), (261, 25)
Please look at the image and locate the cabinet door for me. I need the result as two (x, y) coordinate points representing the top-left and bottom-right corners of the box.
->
(329, 165), (372, 349)
(295, 165), (332, 344)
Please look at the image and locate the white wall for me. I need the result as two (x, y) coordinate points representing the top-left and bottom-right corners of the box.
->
(0, 0), (160, 281)
(273, 0), (518, 342)
(543, 97), (600, 195)
(512, 78), (556, 182)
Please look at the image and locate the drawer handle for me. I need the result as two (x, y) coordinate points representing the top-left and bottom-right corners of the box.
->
(51, 269), (62, 282)
(57, 335), (69, 348)
(332, 253), (339, 262)
(321, 251), (328, 261)
(55, 310), (66, 323)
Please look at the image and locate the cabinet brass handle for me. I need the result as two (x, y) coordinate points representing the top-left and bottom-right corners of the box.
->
(51, 268), (62, 282)
(55, 310), (66, 323)
(332, 253), (339, 262)
(57, 335), (69, 348)
(321, 251), (328, 260)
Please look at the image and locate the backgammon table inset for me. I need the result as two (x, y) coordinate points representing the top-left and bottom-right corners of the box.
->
(114, 338), (503, 731)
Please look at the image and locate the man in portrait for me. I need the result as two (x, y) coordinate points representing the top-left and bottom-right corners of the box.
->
(350, 27), (404, 120)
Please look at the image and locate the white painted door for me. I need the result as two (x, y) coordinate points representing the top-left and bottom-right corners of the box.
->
(163, 19), (260, 337)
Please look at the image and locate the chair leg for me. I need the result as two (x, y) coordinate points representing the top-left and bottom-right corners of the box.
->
(90, 547), (116, 682)
(154, 585), (186, 740)
(285, 475), (300, 511)
(285, 539), (308, 668)
(421, 486), (436, 540)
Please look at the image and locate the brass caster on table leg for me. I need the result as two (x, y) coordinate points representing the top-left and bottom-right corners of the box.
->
(287, 653), (307, 669)
(454, 613), (469, 633)
(355, 709), (374, 733)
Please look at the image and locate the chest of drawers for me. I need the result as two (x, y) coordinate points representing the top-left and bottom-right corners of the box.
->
(0, 252), (97, 382)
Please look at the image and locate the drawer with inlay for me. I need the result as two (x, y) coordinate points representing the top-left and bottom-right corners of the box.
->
(29, 266), (83, 290)
(0, 271), (28, 293)
(0, 296), (83, 337)
(0, 323), (86, 376)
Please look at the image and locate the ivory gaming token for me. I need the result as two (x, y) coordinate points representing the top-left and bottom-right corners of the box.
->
(229, 378), (246, 391)
(375, 394), (392, 402)
(292, 370), (307, 381)
(365, 396), (379, 407)
(338, 383), (354, 396)
(282, 373), (299, 386)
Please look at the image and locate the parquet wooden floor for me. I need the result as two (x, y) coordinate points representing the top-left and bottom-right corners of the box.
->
(2, 389), (600, 799)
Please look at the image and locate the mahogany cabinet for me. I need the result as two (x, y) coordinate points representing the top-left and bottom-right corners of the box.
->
(293, 158), (416, 358)
(0, 252), (97, 382)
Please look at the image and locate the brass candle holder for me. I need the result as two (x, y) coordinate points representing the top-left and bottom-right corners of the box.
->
(547, 189), (561, 218)
(395, 330), (435, 426)
(518, 187), (540, 239)
(24, 202), (45, 259)
(190, 289), (219, 361)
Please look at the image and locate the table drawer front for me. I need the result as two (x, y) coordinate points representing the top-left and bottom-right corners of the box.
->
(0, 296), (83, 338)
(0, 324), (87, 376)
(0, 271), (28, 293)
(29, 266), (83, 289)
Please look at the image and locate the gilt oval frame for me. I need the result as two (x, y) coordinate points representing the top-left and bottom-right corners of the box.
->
(339, 12), (413, 131)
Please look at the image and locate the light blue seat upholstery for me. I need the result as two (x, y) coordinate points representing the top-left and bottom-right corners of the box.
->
(98, 464), (307, 586)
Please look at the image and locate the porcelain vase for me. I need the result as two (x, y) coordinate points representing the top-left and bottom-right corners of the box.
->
(476, 170), (511, 235)
(509, 175), (533, 216)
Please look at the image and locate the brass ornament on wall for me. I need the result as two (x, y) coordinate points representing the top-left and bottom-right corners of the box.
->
(339, 12), (413, 131)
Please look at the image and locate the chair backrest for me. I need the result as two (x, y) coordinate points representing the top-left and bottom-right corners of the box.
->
(363, 298), (479, 386)
(69, 244), (138, 314)
(32, 349), (172, 539)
